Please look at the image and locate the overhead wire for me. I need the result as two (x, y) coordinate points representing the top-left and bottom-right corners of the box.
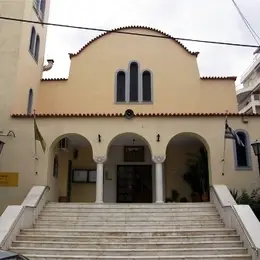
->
(0, 16), (259, 49)
(230, 0), (260, 108)
(231, 0), (260, 45)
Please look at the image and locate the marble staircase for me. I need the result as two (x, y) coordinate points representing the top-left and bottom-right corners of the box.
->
(9, 202), (251, 260)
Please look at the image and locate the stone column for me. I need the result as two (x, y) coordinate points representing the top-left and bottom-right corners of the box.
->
(93, 156), (106, 203)
(152, 156), (165, 203)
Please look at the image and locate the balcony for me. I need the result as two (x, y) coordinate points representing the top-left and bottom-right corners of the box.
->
(238, 94), (260, 114)
(240, 53), (260, 83)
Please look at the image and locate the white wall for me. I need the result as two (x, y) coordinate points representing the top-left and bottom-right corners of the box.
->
(104, 145), (155, 202)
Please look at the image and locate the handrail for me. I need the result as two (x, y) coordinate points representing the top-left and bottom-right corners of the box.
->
(231, 204), (259, 256)
(0, 186), (50, 249)
(210, 186), (259, 255)
(22, 185), (50, 208)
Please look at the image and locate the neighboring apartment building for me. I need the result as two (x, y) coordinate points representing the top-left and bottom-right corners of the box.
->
(1, 1), (260, 214)
(237, 52), (260, 114)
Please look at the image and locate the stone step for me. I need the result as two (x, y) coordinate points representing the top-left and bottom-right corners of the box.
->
(34, 223), (225, 230)
(35, 219), (224, 226)
(46, 202), (214, 208)
(43, 208), (216, 213)
(12, 241), (243, 249)
(40, 211), (219, 217)
(20, 228), (237, 237)
(16, 234), (241, 243)
(9, 247), (248, 256)
(38, 215), (221, 222)
(22, 254), (252, 260)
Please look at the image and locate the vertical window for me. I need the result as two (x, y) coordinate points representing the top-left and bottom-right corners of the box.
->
(27, 89), (34, 115)
(129, 62), (139, 102)
(29, 27), (36, 54)
(142, 71), (152, 102)
(116, 71), (126, 102)
(40, 0), (45, 15)
(234, 131), (251, 169)
(35, 35), (40, 62)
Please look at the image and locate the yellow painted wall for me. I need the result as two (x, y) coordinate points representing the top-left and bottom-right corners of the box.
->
(0, 0), (51, 213)
(36, 28), (238, 114)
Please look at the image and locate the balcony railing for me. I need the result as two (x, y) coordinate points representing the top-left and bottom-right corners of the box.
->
(240, 54), (260, 83)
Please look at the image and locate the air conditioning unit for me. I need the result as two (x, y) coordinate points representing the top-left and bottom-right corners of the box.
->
(58, 138), (69, 151)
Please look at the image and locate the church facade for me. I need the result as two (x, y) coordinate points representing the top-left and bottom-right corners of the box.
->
(0, 4), (260, 213)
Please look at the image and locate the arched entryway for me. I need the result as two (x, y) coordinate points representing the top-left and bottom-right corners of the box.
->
(165, 132), (210, 203)
(48, 133), (94, 203)
(105, 133), (154, 203)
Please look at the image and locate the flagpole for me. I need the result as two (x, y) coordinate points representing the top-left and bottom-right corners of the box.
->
(222, 110), (228, 176)
(33, 109), (38, 175)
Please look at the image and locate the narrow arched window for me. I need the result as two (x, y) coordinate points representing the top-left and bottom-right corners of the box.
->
(116, 71), (126, 102)
(35, 35), (40, 61)
(27, 89), (33, 115)
(29, 27), (36, 54)
(129, 62), (139, 102)
(142, 70), (152, 102)
(40, 0), (45, 16)
(234, 131), (252, 169)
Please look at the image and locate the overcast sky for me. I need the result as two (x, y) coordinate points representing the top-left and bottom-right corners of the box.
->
(43, 0), (260, 86)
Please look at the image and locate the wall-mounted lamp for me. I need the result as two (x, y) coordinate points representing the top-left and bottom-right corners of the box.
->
(156, 134), (160, 142)
(98, 134), (101, 143)
(0, 141), (5, 155)
(0, 130), (16, 138)
(251, 139), (260, 175)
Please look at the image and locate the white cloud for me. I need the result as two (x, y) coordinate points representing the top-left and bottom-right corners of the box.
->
(43, 0), (260, 85)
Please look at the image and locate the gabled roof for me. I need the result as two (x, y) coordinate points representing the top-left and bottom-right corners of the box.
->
(68, 25), (200, 58)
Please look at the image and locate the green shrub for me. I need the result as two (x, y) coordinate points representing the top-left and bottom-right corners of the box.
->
(230, 188), (260, 221)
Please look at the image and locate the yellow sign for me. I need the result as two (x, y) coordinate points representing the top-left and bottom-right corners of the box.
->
(0, 172), (19, 187)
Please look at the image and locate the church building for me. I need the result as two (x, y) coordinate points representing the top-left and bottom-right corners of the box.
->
(0, 0), (260, 213)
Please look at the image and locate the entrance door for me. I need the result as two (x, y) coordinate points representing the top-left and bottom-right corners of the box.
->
(117, 165), (152, 203)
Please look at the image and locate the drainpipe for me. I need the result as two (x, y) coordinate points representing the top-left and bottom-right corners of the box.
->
(43, 59), (54, 72)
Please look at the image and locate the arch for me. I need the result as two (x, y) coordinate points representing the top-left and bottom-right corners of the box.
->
(166, 132), (210, 154)
(29, 26), (36, 54)
(106, 132), (154, 203)
(69, 26), (199, 58)
(142, 70), (152, 102)
(27, 88), (34, 115)
(233, 129), (252, 170)
(35, 35), (40, 61)
(49, 133), (93, 151)
(47, 133), (95, 203)
(129, 62), (139, 102)
(106, 132), (152, 158)
(115, 70), (126, 102)
(165, 132), (211, 203)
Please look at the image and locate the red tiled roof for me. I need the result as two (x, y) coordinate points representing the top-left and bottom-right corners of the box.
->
(69, 26), (200, 58)
(11, 113), (258, 118)
(200, 76), (237, 81)
(41, 78), (68, 81)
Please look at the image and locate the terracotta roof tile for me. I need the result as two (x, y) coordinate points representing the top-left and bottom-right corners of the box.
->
(41, 78), (68, 81)
(11, 113), (259, 118)
(69, 26), (200, 58)
(200, 76), (237, 81)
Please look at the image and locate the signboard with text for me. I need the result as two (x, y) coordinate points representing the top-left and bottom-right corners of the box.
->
(0, 172), (19, 187)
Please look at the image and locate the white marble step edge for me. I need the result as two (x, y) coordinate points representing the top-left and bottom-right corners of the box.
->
(15, 234), (241, 240)
(21, 228), (236, 232)
(21, 254), (252, 260)
(9, 247), (247, 252)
